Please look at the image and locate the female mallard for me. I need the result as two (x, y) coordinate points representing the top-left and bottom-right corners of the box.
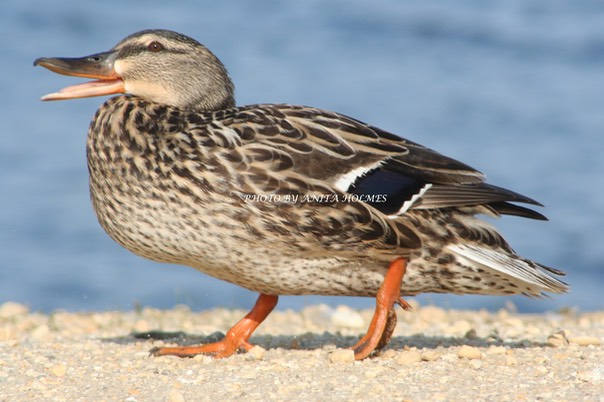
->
(35, 29), (567, 360)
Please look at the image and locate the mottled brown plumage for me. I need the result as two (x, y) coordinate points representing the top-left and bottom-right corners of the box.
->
(35, 29), (567, 359)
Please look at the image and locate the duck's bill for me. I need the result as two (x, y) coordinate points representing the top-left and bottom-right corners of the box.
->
(34, 51), (125, 101)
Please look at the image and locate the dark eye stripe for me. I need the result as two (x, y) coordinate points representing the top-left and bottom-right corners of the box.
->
(117, 44), (187, 58)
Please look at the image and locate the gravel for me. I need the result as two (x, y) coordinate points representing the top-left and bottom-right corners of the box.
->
(1, 300), (603, 401)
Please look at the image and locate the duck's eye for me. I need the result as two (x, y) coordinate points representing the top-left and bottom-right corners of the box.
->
(147, 41), (164, 52)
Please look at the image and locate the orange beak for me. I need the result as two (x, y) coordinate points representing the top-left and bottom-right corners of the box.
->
(34, 51), (125, 101)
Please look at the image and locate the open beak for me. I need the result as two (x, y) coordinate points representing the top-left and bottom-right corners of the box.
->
(34, 50), (125, 101)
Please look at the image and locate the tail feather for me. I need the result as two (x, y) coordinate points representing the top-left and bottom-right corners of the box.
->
(487, 201), (548, 221)
(447, 243), (568, 296)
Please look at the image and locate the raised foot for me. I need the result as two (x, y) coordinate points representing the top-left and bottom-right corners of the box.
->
(150, 293), (278, 359)
(349, 257), (408, 360)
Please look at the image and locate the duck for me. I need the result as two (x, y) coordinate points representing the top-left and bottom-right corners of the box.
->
(34, 29), (568, 360)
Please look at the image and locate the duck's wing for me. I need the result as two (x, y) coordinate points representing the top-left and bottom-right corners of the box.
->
(209, 104), (545, 220)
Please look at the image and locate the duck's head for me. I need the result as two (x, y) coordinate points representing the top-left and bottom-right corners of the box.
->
(34, 29), (235, 111)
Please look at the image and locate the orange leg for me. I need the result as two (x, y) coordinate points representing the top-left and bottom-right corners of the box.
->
(151, 293), (278, 358)
(349, 257), (410, 360)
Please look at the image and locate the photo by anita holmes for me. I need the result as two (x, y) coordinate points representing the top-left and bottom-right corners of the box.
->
(237, 192), (388, 205)
(34, 29), (568, 360)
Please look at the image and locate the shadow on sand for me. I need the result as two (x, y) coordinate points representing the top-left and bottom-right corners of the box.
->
(101, 329), (546, 356)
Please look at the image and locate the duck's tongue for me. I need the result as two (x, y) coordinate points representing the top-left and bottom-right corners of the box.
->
(37, 79), (125, 101)
(34, 50), (125, 101)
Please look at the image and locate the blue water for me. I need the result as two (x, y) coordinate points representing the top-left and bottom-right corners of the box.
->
(1, 1), (603, 313)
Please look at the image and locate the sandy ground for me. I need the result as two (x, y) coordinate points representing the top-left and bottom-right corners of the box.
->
(0, 300), (602, 401)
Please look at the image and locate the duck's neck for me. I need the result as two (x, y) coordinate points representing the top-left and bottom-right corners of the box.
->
(200, 93), (235, 111)
(188, 74), (236, 112)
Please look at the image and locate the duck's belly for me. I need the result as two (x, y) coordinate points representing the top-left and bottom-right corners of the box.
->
(89, 177), (396, 296)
